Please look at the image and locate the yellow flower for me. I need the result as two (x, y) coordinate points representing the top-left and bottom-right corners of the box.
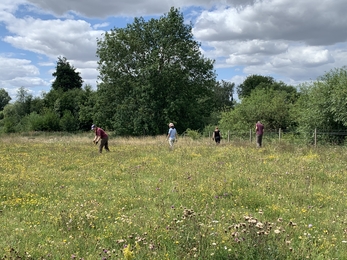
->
(123, 244), (133, 260)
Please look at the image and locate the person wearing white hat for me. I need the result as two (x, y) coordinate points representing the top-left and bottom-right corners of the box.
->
(167, 123), (177, 149)
(91, 124), (110, 153)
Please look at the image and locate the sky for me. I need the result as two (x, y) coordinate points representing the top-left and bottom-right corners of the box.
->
(1, 0), (347, 101)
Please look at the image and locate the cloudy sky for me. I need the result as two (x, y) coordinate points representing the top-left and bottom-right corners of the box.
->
(1, 0), (346, 100)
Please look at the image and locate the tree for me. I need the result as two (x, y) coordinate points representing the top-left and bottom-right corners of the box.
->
(219, 87), (298, 133)
(212, 80), (235, 109)
(16, 87), (33, 117)
(0, 88), (11, 111)
(52, 57), (83, 92)
(292, 67), (347, 143)
(237, 75), (275, 98)
(1, 104), (20, 133)
(78, 84), (97, 130)
(96, 7), (216, 135)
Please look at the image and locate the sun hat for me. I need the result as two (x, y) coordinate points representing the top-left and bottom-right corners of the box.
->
(91, 124), (96, 130)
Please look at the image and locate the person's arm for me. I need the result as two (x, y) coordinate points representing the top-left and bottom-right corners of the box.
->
(93, 129), (101, 143)
(93, 135), (100, 144)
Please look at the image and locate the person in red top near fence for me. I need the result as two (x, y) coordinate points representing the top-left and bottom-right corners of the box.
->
(255, 121), (264, 148)
(91, 124), (110, 153)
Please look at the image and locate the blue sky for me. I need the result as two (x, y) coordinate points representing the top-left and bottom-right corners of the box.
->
(1, 0), (347, 100)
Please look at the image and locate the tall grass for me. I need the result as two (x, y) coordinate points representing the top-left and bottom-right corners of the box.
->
(1, 134), (347, 259)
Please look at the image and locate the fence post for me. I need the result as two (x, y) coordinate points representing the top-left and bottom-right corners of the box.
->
(279, 128), (281, 142)
(314, 128), (317, 147)
(250, 129), (252, 143)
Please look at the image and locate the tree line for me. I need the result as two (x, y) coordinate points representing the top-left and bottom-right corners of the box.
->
(0, 7), (347, 144)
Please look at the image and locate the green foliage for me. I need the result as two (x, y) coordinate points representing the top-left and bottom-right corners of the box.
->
(52, 57), (83, 91)
(1, 104), (20, 133)
(0, 88), (11, 111)
(211, 80), (235, 110)
(60, 110), (78, 132)
(293, 67), (347, 143)
(16, 87), (34, 117)
(78, 84), (97, 130)
(27, 108), (60, 131)
(96, 7), (216, 135)
(183, 128), (201, 140)
(220, 87), (297, 133)
(237, 74), (275, 98)
(0, 58), (92, 134)
(25, 112), (43, 131)
(43, 86), (95, 131)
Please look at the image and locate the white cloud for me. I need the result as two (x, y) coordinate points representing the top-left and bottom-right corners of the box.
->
(193, 0), (347, 45)
(286, 46), (334, 67)
(4, 17), (103, 61)
(0, 57), (39, 80)
(93, 22), (109, 29)
(191, 0), (347, 85)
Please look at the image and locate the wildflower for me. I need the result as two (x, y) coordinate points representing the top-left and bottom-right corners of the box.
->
(123, 244), (133, 260)
(255, 222), (264, 229)
(308, 224), (313, 228)
(274, 229), (281, 234)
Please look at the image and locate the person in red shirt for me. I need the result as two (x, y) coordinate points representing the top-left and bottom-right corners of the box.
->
(91, 124), (110, 153)
(255, 121), (264, 147)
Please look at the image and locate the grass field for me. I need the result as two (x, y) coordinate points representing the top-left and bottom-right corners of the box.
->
(1, 134), (347, 259)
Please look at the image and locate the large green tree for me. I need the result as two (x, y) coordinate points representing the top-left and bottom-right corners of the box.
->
(0, 88), (11, 111)
(52, 57), (83, 92)
(212, 80), (235, 110)
(96, 7), (216, 135)
(219, 85), (298, 134)
(292, 67), (347, 142)
(237, 74), (275, 98)
(41, 57), (93, 132)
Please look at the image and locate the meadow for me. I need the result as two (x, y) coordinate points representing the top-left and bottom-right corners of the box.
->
(1, 134), (347, 259)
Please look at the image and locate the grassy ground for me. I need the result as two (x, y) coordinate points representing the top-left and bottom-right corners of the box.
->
(1, 134), (347, 259)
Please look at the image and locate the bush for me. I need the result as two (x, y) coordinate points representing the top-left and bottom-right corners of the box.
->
(60, 110), (78, 132)
(184, 128), (201, 140)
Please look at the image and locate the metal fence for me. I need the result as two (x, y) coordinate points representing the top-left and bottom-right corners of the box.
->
(208, 129), (347, 146)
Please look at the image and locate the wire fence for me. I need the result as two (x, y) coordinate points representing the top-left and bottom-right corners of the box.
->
(208, 128), (347, 147)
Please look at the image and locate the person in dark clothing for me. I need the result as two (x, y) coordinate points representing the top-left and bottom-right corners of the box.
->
(212, 127), (221, 144)
(91, 124), (110, 153)
(255, 121), (264, 147)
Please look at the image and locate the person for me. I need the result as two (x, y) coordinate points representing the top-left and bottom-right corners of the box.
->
(212, 127), (221, 144)
(91, 124), (110, 153)
(167, 123), (177, 149)
(255, 121), (264, 147)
